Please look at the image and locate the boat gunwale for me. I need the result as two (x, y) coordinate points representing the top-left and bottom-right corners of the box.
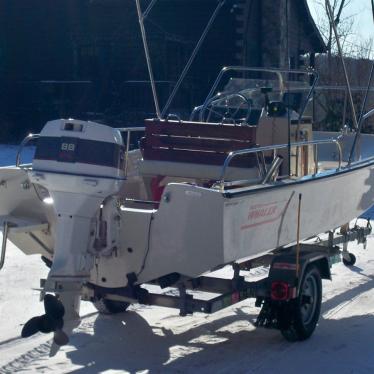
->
(223, 155), (374, 199)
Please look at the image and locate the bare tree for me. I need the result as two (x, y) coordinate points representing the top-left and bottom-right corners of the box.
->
(313, 1), (352, 50)
(309, 0), (374, 131)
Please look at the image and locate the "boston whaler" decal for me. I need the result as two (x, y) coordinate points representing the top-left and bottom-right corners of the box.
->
(241, 200), (288, 230)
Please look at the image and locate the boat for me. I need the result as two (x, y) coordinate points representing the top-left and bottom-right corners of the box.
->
(0, 0), (374, 352)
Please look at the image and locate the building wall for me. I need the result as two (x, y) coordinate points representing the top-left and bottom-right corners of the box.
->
(0, 0), (324, 141)
(245, 0), (323, 69)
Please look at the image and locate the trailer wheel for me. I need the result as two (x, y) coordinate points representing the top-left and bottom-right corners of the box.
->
(280, 265), (322, 342)
(93, 298), (130, 315)
(343, 253), (356, 267)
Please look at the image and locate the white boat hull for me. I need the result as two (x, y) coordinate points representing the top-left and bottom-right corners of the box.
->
(89, 156), (374, 287)
(1, 135), (374, 289)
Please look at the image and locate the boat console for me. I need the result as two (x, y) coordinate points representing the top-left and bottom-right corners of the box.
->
(138, 114), (315, 200)
(137, 68), (318, 200)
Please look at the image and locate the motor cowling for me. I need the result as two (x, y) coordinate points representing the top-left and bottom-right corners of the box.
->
(33, 119), (125, 178)
(29, 119), (126, 282)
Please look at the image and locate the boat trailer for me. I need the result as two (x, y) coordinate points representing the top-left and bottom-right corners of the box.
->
(0, 218), (370, 345)
(32, 221), (366, 341)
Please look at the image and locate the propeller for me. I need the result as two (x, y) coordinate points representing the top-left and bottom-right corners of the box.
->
(21, 294), (69, 346)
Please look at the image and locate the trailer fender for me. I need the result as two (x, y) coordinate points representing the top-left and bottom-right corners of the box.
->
(268, 250), (331, 300)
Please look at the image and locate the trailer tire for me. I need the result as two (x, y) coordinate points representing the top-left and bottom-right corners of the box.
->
(280, 265), (322, 342)
(93, 298), (130, 315)
(343, 253), (356, 267)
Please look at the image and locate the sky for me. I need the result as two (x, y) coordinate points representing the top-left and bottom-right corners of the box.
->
(307, 0), (373, 42)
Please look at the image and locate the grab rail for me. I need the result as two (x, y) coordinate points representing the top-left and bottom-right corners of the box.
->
(219, 138), (343, 192)
(363, 108), (374, 121)
(199, 66), (319, 123)
(116, 127), (145, 176)
(16, 133), (40, 167)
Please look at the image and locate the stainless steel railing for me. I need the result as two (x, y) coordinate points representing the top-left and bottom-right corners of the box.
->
(16, 133), (40, 167)
(219, 138), (343, 192)
(199, 66), (319, 123)
(116, 127), (145, 176)
(363, 108), (374, 121)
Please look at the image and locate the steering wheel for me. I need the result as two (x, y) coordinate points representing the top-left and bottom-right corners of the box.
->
(205, 93), (252, 124)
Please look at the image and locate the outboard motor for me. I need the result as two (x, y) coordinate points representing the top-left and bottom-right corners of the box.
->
(24, 119), (125, 348)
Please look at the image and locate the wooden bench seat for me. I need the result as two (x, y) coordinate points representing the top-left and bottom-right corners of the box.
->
(140, 119), (258, 168)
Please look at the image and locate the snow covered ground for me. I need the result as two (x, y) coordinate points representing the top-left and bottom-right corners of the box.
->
(1, 146), (374, 373)
(2, 232), (374, 373)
